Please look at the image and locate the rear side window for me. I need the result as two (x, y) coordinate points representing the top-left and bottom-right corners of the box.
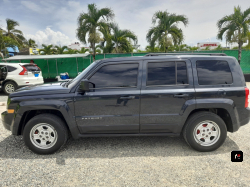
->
(89, 63), (138, 88)
(196, 60), (233, 85)
(147, 61), (188, 86)
(7, 65), (17, 72)
(23, 65), (40, 72)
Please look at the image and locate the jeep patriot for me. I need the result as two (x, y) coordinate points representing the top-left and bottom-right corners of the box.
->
(2, 54), (250, 154)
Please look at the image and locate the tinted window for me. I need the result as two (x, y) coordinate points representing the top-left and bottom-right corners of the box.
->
(177, 62), (188, 84)
(147, 62), (175, 86)
(23, 65), (40, 71)
(196, 60), (233, 85)
(7, 65), (17, 72)
(89, 63), (138, 88)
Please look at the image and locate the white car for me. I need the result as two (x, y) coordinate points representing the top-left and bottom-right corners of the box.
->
(0, 63), (44, 94)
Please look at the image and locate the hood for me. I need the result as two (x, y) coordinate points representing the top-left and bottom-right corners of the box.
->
(9, 82), (71, 98)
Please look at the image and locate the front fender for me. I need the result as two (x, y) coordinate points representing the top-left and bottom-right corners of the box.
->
(11, 100), (80, 139)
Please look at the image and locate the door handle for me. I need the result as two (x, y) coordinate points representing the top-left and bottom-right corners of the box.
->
(120, 96), (135, 100)
(173, 94), (189, 98)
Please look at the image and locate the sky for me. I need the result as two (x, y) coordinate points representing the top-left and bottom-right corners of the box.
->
(0, 0), (249, 50)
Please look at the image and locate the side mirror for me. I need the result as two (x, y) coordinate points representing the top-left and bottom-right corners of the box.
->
(79, 79), (89, 92)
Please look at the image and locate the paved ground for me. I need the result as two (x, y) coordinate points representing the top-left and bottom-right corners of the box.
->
(0, 87), (249, 186)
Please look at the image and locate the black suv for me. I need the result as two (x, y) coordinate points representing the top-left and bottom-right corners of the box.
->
(2, 54), (250, 154)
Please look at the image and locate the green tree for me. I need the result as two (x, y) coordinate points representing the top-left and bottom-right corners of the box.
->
(76, 3), (114, 60)
(109, 23), (137, 53)
(215, 45), (223, 50)
(145, 44), (161, 52)
(158, 36), (173, 52)
(0, 29), (19, 58)
(187, 46), (199, 51)
(26, 38), (38, 48)
(146, 10), (188, 52)
(39, 44), (55, 55)
(2, 18), (26, 47)
(64, 48), (78, 54)
(244, 32), (250, 49)
(217, 6), (250, 64)
(98, 24), (114, 53)
(79, 47), (89, 53)
(55, 45), (68, 54)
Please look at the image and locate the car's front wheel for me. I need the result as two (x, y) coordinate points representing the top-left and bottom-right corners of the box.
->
(23, 114), (68, 154)
(183, 111), (227, 152)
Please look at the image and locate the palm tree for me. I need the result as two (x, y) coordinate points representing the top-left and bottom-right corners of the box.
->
(27, 38), (38, 48)
(109, 23), (137, 53)
(55, 45), (68, 54)
(0, 29), (19, 58)
(146, 10), (188, 52)
(2, 18), (26, 46)
(76, 3), (114, 60)
(39, 44), (54, 55)
(64, 48), (78, 54)
(145, 44), (161, 52)
(98, 24), (114, 53)
(217, 6), (250, 64)
(79, 47), (89, 53)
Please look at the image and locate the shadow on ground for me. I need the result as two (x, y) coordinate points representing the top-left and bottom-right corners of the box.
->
(0, 135), (239, 164)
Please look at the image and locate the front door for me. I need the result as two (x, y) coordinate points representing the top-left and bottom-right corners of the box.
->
(140, 59), (195, 133)
(74, 61), (142, 134)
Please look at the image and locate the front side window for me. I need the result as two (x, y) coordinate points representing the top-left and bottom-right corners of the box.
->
(89, 63), (138, 88)
(147, 61), (188, 86)
(196, 60), (233, 85)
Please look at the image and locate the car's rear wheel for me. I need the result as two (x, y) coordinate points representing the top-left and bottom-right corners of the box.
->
(3, 81), (17, 94)
(23, 114), (68, 154)
(183, 111), (227, 152)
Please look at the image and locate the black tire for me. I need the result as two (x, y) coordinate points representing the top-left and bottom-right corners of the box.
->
(3, 81), (17, 95)
(183, 111), (227, 152)
(23, 114), (68, 155)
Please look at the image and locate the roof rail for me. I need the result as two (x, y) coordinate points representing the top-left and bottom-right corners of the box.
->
(145, 53), (227, 56)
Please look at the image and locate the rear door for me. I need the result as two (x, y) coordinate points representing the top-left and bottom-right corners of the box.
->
(140, 59), (195, 133)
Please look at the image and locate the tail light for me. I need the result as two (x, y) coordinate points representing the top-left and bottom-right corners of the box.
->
(19, 66), (28, 75)
(245, 87), (249, 108)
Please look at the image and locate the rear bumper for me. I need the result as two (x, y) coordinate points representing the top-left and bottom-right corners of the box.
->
(233, 107), (250, 132)
(239, 107), (250, 127)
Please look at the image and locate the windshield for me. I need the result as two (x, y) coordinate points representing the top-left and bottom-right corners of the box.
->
(66, 61), (99, 88)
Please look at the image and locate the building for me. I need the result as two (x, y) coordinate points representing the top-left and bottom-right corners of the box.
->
(68, 42), (81, 51)
(197, 42), (221, 50)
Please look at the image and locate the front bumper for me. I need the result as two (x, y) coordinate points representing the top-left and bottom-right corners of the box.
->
(1, 111), (13, 132)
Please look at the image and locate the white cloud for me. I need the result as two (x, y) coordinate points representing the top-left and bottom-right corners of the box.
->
(25, 27), (74, 47)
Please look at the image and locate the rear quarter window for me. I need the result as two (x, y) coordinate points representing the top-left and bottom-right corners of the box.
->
(196, 60), (233, 85)
(7, 65), (17, 72)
